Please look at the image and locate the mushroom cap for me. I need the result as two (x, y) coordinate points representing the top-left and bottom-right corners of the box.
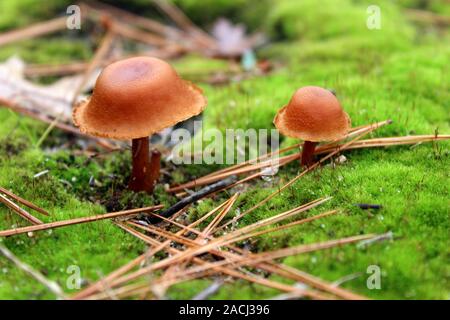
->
(273, 86), (350, 141)
(73, 56), (207, 140)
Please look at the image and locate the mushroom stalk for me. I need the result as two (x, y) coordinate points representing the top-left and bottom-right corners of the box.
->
(300, 141), (317, 167)
(129, 137), (153, 193)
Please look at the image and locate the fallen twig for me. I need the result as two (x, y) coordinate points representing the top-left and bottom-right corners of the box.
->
(316, 135), (450, 154)
(0, 17), (68, 47)
(0, 205), (163, 237)
(0, 193), (43, 225)
(0, 186), (50, 216)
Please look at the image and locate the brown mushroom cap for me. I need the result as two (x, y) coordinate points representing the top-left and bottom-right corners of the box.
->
(273, 86), (350, 141)
(73, 56), (207, 140)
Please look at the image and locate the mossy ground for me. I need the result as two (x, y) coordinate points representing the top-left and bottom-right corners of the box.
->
(0, 0), (449, 299)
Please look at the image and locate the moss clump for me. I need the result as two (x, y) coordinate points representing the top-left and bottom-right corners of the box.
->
(266, 0), (414, 47)
(0, 39), (92, 64)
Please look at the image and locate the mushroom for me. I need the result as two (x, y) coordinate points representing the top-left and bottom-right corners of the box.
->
(273, 86), (350, 167)
(73, 56), (207, 193)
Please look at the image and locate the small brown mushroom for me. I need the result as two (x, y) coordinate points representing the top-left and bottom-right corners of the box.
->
(73, 56), (207, 193)
(273, 86), (350, 167)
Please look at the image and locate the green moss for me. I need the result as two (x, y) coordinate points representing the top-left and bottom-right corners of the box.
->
(266, 0), (414, 45)
(0, 0), (71, 31)
(0, 39), (91, 64)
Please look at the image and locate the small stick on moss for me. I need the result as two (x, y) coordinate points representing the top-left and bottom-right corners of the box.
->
(114, 222), (330, 301)
(316, 134), (450, 154)
(200, 193), (239, 237)
(0, 16), (68, 47)
(152, 0), (217, 50)
(0, 194), (43, 225)
(192, 279), (224, 300)
(112, 21), (182, 48)
(0, 205), (163, 237)
(0, 186), (50, 216)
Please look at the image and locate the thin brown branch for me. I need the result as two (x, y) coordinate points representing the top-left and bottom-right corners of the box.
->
(0, 186), (50, 216)
(200, 193), (239, 236)
(0, 193), (43, 225)
(24, 47), (183, 77)
(316, 135), (450, 154)
(0, 205), (163, 237)
(0, 17), (68, 47)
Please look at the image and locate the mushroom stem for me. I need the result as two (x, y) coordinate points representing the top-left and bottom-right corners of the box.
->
(129, 137), (153, 193)
(300, 141), (318, 167)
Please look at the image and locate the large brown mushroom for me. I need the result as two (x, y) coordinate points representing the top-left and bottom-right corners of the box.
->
(73, 56), (207, 193)
(274, 86), (350, 167)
